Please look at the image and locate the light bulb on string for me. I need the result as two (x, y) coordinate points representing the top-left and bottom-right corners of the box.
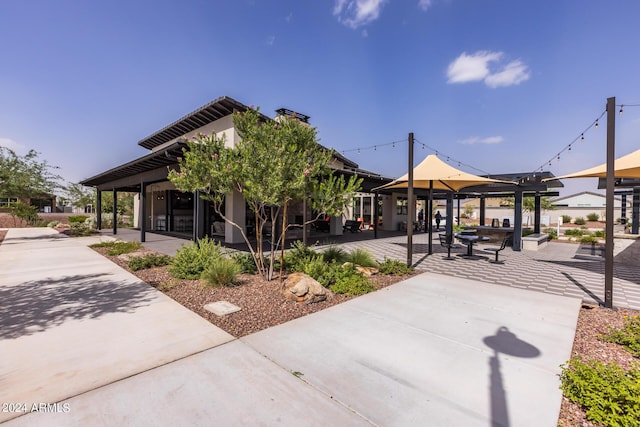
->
(619, 105), (624, 116)
(374, 145), (376, 151)
(357, 148), (360, 154)
(595, 119), (599, 129)
(568, 145), (572, 152)
(581, 133), (584, 142)
(392, 142), (395, 148)
(557, 154), (560, 162)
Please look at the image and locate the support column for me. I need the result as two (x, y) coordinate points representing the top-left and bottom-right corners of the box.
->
(534, 193), (541, 234)
(621, 194), (627, 222)
(479, 195), (486, 226)
(633, 187), (640, 234)
(445, 192), (454, 237)
(140, 183), (147, 242)
(192, 190), (199, 242)
(96, 190), (102, 230)
(373, 192), (379, 239)
(513, 190), (523, 251)
(604, 96), (616, 308)
(112, 189), (118, 235)
(456, 195), (461, 225)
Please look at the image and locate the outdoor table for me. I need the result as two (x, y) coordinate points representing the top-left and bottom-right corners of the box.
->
(460, 229), (477, 235)
(455, 233), (490, 257)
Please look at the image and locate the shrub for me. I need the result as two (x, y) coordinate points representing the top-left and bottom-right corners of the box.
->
(201, 256), (241, 287)
(565, 229), (586, 237)
(602, 314), (640, 358)
(90, 240), (141, 255)
(593, 230), (605, 238)
(586, 212), (600, 222)
(330, 267), (375, 296)
(574, 217), (586, 225)
(169, 237), (223, 279)
(128, 253), (172, 271)
(231, 252), (257, 274)
(544, 228), (557, 240)
(346, 248), (378, 268)
(68, 215), (89, 225)
(284, 240), (317, 272)
(560, 358), (640, 426)
(8, 201), (39, 225)
(522, 228), (534, 237)
(580, 235), (599, 244)
(562, 215), (572, 224)
(321, 245), (348, 264)
(303, 256), (337, 287)
(47, 220), (60, 228)
(378, 258), (414, 275)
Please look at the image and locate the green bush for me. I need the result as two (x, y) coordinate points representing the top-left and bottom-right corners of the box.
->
(378, 258), (414, 275)
(8, 201), (39, 225)
(562, 215), (572, 224)
(586, 212), (600, 222)
(303, 256), (337, 287)
(522, 228), (534, 237)
(565, 229), (586, 237)
(321, 245), (348, 264)
(544, 228), (557, 240)
(201, 256), (241, 287)
(602, 314), (640, 358)
(580, 235), (599, 244)
(231, 252), (257, 274)
(169, 237), (223, 279)
(574, 217), (586, 225)
(128, 253), (172, 271)
(284, 240), (317, 272)
(560, 358), (640, 426)
(593, 230), (605, 238)
(47, 220), (60, 228)
(68, 215), (89, 225)
(90, 240), (141, 255)
(346, 248), (378, 268)
(330, 266), (376, 296)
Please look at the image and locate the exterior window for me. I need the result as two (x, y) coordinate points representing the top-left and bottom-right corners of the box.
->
(0, 197), (18, 207)
(396, 198), (407, 215)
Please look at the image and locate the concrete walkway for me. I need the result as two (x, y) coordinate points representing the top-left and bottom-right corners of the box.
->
(1, 228), (581, 426)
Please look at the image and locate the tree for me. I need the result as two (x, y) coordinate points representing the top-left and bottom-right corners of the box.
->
(65, 183), (96, 210)
(500, 195), (556, 214)
(169, 107), (362, 280)
(0, 147), (62, 198)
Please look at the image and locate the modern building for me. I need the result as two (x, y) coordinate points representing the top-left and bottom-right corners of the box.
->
(81, 96), (392, 244)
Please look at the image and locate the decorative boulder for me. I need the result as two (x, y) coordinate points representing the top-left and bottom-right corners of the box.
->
(282, 273), (330, 304)
(342, 262), (379, 277)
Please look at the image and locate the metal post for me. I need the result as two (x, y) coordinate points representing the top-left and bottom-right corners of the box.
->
(96, 190), (102, 230)
(427, 184), (433, 255)
(407, 132), (414, 266)
(604, 97), (615, 308)
(374, 192), (379, 239)
(140, 182), (146, 242)
(534, 193), (541, 234)
(513, 190), (523, 251)
(632, 187), (640, 234)
(621, 194), (627, 223)
(479, 195), (486, 226)
(112, 189), (118, 235)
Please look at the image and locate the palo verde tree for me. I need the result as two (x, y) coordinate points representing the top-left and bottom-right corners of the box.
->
(168, 107), (362, 280)
(0, 147), (62, 199)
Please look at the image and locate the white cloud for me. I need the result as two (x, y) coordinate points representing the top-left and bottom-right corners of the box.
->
(266, 35), (275, 46)
(361, 29), (368, 37)
(333, 0), (386, 29)
(447, 51), (503, 84)
(0, 137), (25, 152)
(484, 60), (530, 88)
(459, 136), (504, 145)
(285, 12), (293, 22)
(417, 0), (433, 11)
(447, 51), (530, 88)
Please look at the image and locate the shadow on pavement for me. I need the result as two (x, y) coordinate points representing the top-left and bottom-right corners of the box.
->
(0, 273), (155, 339)
(538, 258), (640, 285)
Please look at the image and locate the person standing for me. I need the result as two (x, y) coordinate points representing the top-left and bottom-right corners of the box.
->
(418, 209), (424, 232)
(435, 210), (442, 230)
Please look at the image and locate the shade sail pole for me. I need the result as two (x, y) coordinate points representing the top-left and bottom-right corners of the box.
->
(605, 97), (615, 309)
(407, 132), (414, 267)
(428, 180), (433, 255)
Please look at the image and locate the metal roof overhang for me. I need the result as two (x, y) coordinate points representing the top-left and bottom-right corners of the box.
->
(80, 141), (187, 190)
(137, 96), (253, 150)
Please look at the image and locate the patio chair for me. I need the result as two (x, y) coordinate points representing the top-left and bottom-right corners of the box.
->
(485, 234), (513, 264)
(438, 233), (458, 260)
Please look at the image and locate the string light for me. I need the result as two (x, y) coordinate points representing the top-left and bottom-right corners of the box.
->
(357, 148), (360, 154)
(568, 145), (572, 152)
(595, 119), (598, 129)
(581, 133), (584, 142)
(619, 105), (624, 116)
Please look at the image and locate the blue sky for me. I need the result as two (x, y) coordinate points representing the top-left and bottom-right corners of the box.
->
(1, 0), (640, 197)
